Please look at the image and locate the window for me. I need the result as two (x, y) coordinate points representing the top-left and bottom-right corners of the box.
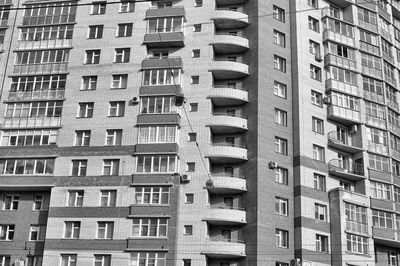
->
(97, 222), (114, 239)
(309, 40), (320, 55)
(184, 225), (193, 235)
(120, 1), (134, 12)
(103, 159), (119, 176)
(140, 96), (176, 114)
(191, 76), (199, 84)
(33, 194), (44, 211)
(1, 129), (58, 147)
(115, 48), (130, 63)
(134, 187), (169, 205)
(275, 197), (288, 216)
(64, 221), (80, 239)
(274, 55), (286, 72)
(3, 195), (19, 210)
(61, 254), (77, 266)
(275, 137), (288, 155)
(273, 30), (285, 47)
(132, 218), (168, 237)
(311, 90), (322, 107)
(130, 253), (166, 266)
(105, 129), (122, 146)
(313, 173), (326, 191)
(94, 255), (111, 266)
(195, 0), (202, 7)
(138, 126), (177, 143)
(148, 17), (183, 33)
(347, 234), (368, 254)
(0, 224), (14, 240)
(88, 25), (103, 39)
(276, 263), (289, 266)
(19, 25), (74, 41)
(187, 162), (195, 172)
(316, 234), (328, 252)
(71, 160), (87, 176)
(310, 65), (322, 81)
(91, 2), (106, 14)
(85, 50), (100, 64)
(372, 210), (393, 228)
(188, 133), (197, 142)
(275, 167), (288, 185)
(142, 68), (181, 85)
(108, 101), (125, 117)
(273, 5), (285, 22)
(0, 158), (55, 175)
(27, 256), (43, 266)
(111, 74), (128, 89)
(68, 190), (84, 207)
(29, 225), (45, 241)
(185, 193), (194, 204)
(117, 23), (133, 37)
(315, 203), (327, 221)
(312, 117), (324, 134)
(75, 130), (90, 146)
(136, 155), (178, 173)
(275, 108), (287, 126)
(100, 190), (116, 207)
(78, 102), (94, 118)
(190, 103), (198, 112)
(193, 24), (201, 32)
(395, 186), (400, 203)
(312, 144), (325, 162)
(5, 102), (63, 118)
(308, 16), (319, 32)
(15, 50), (69, 65)
(82, 76), (97, 91)
(274, 81), (287, 98)
(368, 153), (389, 172)
(308, 0), (318, 8)
(275, 229), (288, 248)
(192, 49), (200, 58)
(389, 251), (397, 266)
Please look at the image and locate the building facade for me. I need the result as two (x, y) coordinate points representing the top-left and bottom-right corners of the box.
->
(0, 0), (400, 265)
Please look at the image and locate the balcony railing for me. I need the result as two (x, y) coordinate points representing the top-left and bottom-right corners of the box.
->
(323, 29), (355, 47)
(7, 89), (65, 101)
(16, 38), (72, 50)
(1, 116), (61, 128)
(324, 54), (356, 71)
(13, 62), (68, 75)
(361, 66), (382, 79)
(359, 41), (380, 55)
(207, 237), (245, 244)
(388, 124), (400, 136)
(346, 220), (368, 235)
(380, 28), (392, 41)
(364, 91), (384, 104)
(367, 141), (389, 155)
(326, 79), (359, 96)
(384, 74), (397, 88)
(358, 20), (378, 33)
(382, 51), (395, 65)
(327, 131), (362, 150)
(391, 149), (400, 161)
(387, 100), (400, 111)
(365, 116), (386, 128)
(327, 105), (361, 124)
(328, 159), (364, 176)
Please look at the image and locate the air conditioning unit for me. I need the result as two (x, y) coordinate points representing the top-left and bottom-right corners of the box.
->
(350, 124), (358, 134)
(268, 161), (278, 169)
(181, 174), (191, 182)
(14, 260), (25, 266)
(130, 97), (140, 105)
(323, 96), (331, 105)
(315, 54), (323, 62)
(290, 258), (301, 266)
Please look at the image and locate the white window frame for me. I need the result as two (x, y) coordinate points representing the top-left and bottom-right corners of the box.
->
(81, 76), (97, 91)
(97, 222), (114, 239)
(64, 221), (80, 239)
(131, 218), (168, 237)
(61, 254), (77, 266)
(3, 194), (19, 210)
(67, 190), (84, 207)
(312, 144), (325, 162)
(275, 108), (287, 126)
(108, 101), (125, 117)
(275, 229), (288, 248)
(275, 197), (288, 216)
(274, 81), (287, 98)
(111, 74), (127, 89)
(77, 102), (94, 118)
(100, 190), (117, 207)
(0, 224), (14, 240)
(114, 48), (130, 63)
(105, 129), (122, 146)
(33, 194), (44, 211)
(103, 159), (119, 176)
(74, 130), (91, 146)
(315, 203), (327, 221)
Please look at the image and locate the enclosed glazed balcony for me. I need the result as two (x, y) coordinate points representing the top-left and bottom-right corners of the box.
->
(212, 9), (249, 29)
(322, 29), (355, 47)
(364, 91), (384, 104)
(210, 59), (249, 79)
(206, 144), (247, 163)
(384, 74), (398, 88)
(361, 66), (382, 79)
(7, 89), (65, 102)
(211, 33), (249, 54)
(391, 149), (400, 161)
(208, 86), (248, 106)
(143, 32), (184, 48)
(365, 116), (386, 129)
(202, 238), (246, 258)
(358, 18), (378, 33)
(207, 113), (248, 134)
(141, 56), (183, 69)
(324, 54), (356, 71)
(325, 79), (360, 97)
(387, 100), (399, 112)
(327, 105), (361, 124)
(372, 227), (400, 247)
(367, 141), (388, 155)
(205, 175), (246, 194)
(12, 63), (68, 75)
(203, 206), (246, 225)
(328, 159), (365, 181)
(145, 6), (185, 18)
(359, 41), (380, 55)
(1, 117), (61, 129)
(389, 124), (400, 137)
(327, 131), (363, 153)
(16, 39), (72, 50)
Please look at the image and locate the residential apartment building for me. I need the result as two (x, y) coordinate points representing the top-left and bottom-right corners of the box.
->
(0, 0), (399, 265)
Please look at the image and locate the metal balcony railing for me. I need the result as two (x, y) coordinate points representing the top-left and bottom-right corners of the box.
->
(328, 159), (364, 176)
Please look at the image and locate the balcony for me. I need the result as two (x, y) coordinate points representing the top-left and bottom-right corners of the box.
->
(389, 124), (400, 137)
(1, 117), (61, 128)
(141, 57), (182, 69)
(384, 74), (398, 88)
(211, 33), (249, 54)
(327, 105), (361, 124)
(382, 51), (395, 66)
(205, 175), (246, 194)
(358, 20), (378, 34)
(391, 149), (400, 161)
(380, 28), (392, 42)
(12, 63), (68, 75)
(208, 86), (248, 106)
(16, 39), (72, 50)
(0, 0), (12, 5)
(361, 66), (382, 79)
(346, 220), (368, 235)
(328, 159), (365, 181)
(325, 79), (359, 97)
(365, 116), (386, 129)
(143, 32), (184, 48)
(364, 91), (384, 104)
(202, 238), (246, 258)
(145, 6), (185, 18)
(212, 9), (249, 29)
(387, 100), (400, 112)
(359, 41), (380, 55)
(7, 89), (65, 102)
(207, 113), (248, 134)
(210, 59), (249, 79)
(327, 131), (363, 154)
(367, 141), (389, 155)
(323, 29), (355, 47)
(372, 227), (399, 246)
(203, 206), (246, 225)
(206, 143), (247, 163)
(324, 54), (356, 71)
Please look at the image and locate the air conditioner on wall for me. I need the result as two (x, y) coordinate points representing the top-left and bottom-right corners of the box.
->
(181, 174), (191, 182)
(268, 161), (278, 169)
